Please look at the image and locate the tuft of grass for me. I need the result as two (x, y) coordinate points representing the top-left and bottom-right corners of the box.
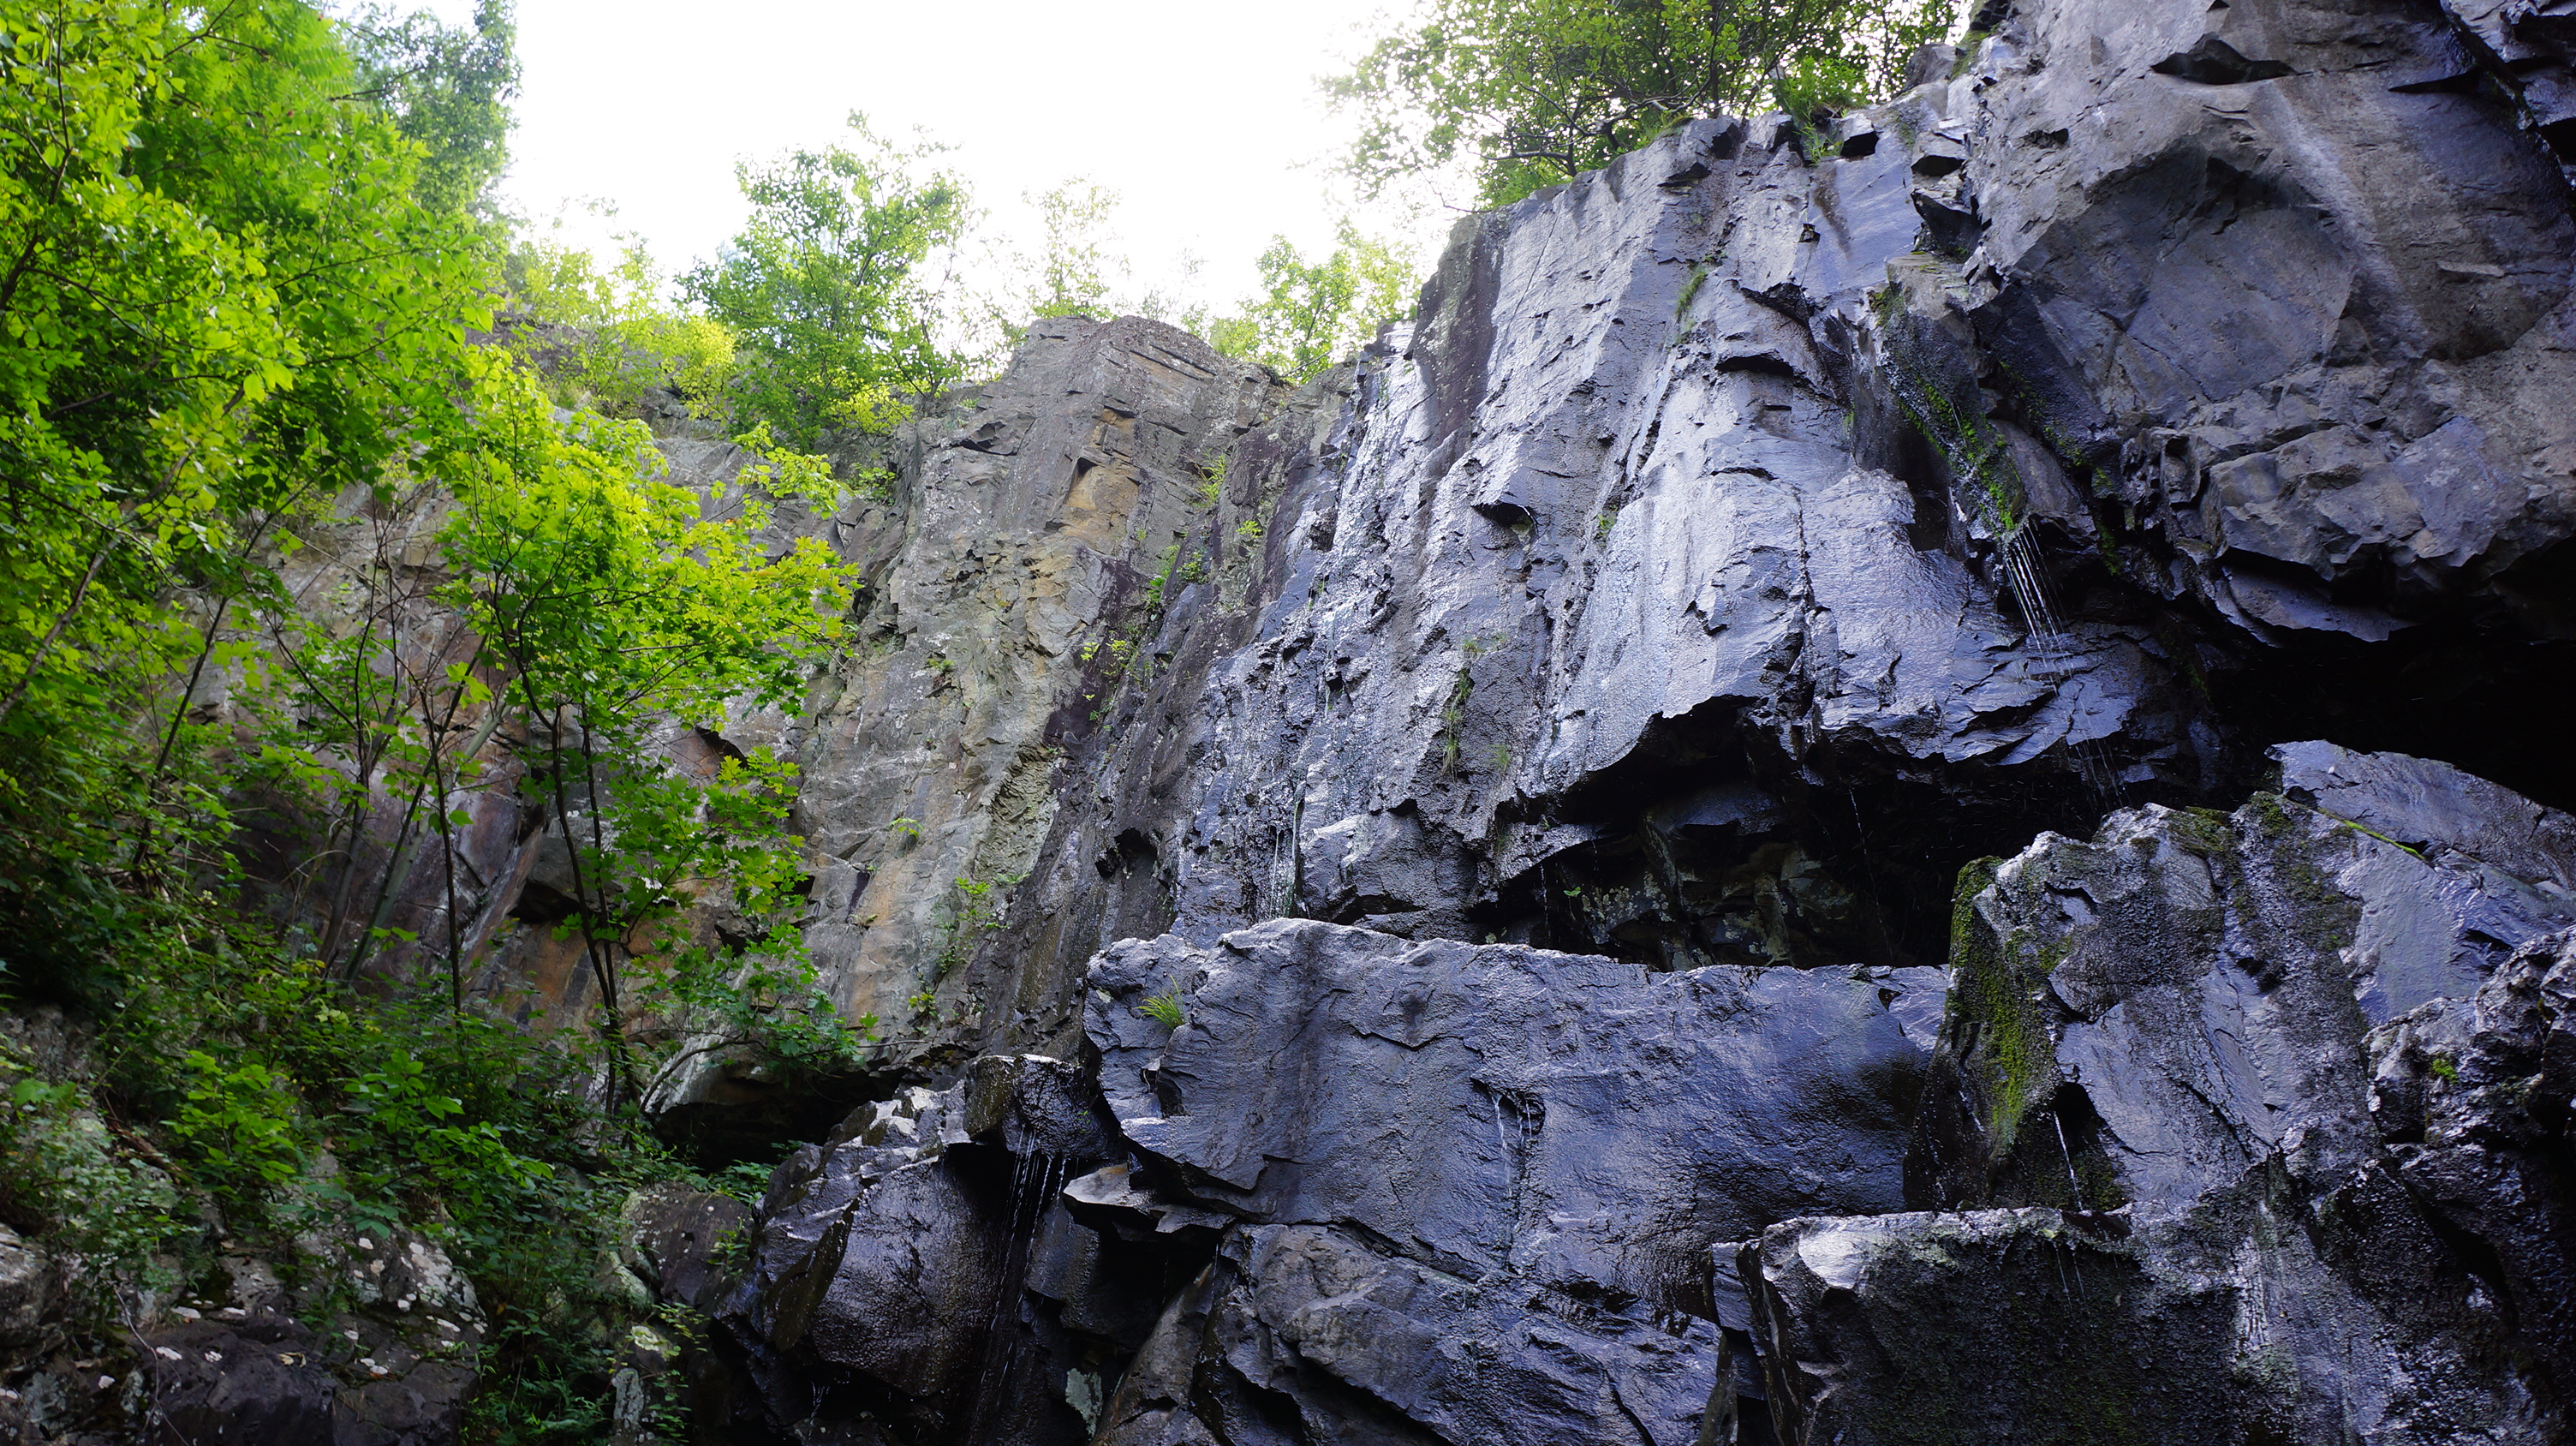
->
(1675, 261), (1709, 320)
(1139, 985), (1186, 1029)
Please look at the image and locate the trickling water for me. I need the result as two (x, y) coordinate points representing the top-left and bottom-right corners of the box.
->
(1876, 337), (2122, 812)
(1999, 528), (2122, 810)
(1844, 785), (1902, 965)
(959, 1149), (1072, 1444)
(2051, 1110), (2084, 1206)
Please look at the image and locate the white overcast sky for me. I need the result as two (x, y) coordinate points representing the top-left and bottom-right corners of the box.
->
(436, 0), (1458, 313)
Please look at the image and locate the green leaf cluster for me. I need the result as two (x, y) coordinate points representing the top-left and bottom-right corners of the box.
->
(339, 0), (520, 224)
(1327, 0), (1958, 205)
(501, 228), (738, 417)
(683, 112), (972, 448)
(1207, 222), (1418, 383)
(0, 0), (509, 1000)
(1023, 178), (1122, 322)
(0, 4), (869, 1435)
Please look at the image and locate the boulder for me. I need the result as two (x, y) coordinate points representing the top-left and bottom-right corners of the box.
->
(1734, 749), (2576, 1445)
(1080, 919), (1946, 1443)
(713, 1056), (1125, 1444)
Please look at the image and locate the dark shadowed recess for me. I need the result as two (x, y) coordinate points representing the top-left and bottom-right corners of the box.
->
(1473, 698), (2117, 974)
(698, 1138), (1218, 1446)
(1470, 538), (2576, 980)
(654, 1067), (908, 1169)
(2217, 542), (2576, 816)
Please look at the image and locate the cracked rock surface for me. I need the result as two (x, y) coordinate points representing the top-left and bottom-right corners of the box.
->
(596, 0), (2576, 1433)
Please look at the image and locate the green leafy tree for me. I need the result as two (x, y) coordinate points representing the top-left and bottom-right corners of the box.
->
(1328, 0), (1955, 206)
(339, 0), (521, 223)
(1210, 222), (1419, 382)
(503, 225), (737, 416)
(683, 113), (971, 447)
(975, 181), (1226, 362)
(430, 367), (856, 1099)
(0, 0), (502, 995)
(1025, 178), (1121, 320)
(0, 6), (856, 1432)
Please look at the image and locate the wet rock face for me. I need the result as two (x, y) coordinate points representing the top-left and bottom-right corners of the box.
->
(647, 0), (2576, 1435)
(923, 0), (2576, 1052)
(1762, 746), (2576, 1445)
(1743, 1208), (2257, 1446)
(2367, 932), (2576, 1413)
(1087, 922), (1941, 1312)
(709, 1057), (1134, 1446)
(1962, 0), (2576, 618)
(1076, 921), (1943, 1446)
(1913, 742), (2576, 1213)
(1743, 924), (2576, 1446)
(1907, 0), (2576, 803)
(1114, 117), (2213, 981)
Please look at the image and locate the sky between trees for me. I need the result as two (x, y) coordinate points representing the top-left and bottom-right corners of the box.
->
(458, 0), (1440, 320)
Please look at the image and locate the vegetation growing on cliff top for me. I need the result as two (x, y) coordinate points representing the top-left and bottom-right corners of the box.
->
(1329, 0), (1957, 204)
(683, 115), (974, 446)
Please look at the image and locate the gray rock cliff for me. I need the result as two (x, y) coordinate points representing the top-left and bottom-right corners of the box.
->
(480, 0), (2576, 1434)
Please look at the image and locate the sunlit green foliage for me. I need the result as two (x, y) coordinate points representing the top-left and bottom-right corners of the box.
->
(430, 367), (859, 1092)
(685, 113), (972, 446)
(502, 229), (738, 416)
(5, 911), (682, 1440)
(1328, 0), (1956, 205)
(0, 4), (863, 1438)
(1023, 178), (1123, 320)
(341, 0), (521, 224)
(0, 0), (498, 996)
(1208, 222), (1419, 382)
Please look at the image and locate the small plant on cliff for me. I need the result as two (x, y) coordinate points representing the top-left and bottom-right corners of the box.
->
(1142, 543), (1186, 616)
(1139, 985), (1187, 1029)
(1439, 666), (1476, 773)
(935, 873), (1023, 974)
(1774, 53), (1870, 161)
(1676, 261), (1710, 319)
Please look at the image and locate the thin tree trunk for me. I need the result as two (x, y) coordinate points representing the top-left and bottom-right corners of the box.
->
(425, 682), (466, 1015)
(129, 477), (322, 875)
(0, 405), (234, 730)
(315, 660), (408, 965)
(0, 545), (110, 727)
(343, 644), (501, 982)
(510, 656), (636, 1114)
